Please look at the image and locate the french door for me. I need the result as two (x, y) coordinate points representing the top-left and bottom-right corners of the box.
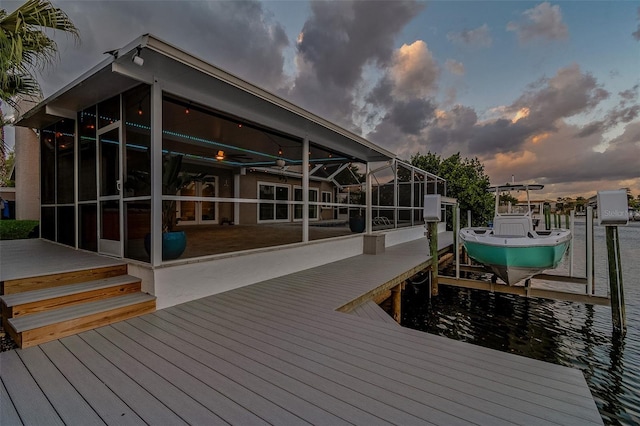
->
(178, 178), (218, 224)
(98, 123), (123, 256)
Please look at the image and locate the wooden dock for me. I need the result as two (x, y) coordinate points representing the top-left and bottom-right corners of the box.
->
(1, 237), (603, 425)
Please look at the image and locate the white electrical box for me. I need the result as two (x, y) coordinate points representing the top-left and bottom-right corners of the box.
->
(597, 190), (628, 225)
(423, 194), (441, 222)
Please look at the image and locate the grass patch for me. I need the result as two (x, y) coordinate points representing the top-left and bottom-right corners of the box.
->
(0, 220), (39, 240)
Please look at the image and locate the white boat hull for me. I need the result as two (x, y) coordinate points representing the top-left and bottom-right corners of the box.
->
(460, 228), (572, 285)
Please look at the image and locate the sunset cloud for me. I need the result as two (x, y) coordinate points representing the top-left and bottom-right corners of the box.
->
(445, 59), (465, 76)
(507, 2), (568, 43)
(447, 24), (492, 48)
(3, 0), (638, 199)
(390, 41), (439, 99)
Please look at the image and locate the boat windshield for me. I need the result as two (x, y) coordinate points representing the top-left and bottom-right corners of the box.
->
(496, 204), (531, 215)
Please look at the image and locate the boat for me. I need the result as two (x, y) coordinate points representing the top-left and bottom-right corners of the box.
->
(459, 183), (571, 285)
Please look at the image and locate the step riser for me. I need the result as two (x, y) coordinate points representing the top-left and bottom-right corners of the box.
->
(2, 265), (128, 295)
(17, 300), (156, 348)
(2, 282), (141, 320)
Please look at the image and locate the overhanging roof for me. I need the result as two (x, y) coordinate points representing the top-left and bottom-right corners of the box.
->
(16, 34), (396, 163)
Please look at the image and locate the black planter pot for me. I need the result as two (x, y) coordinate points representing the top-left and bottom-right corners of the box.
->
(349, 216), (366, 233)
(144, 231), (187, 260)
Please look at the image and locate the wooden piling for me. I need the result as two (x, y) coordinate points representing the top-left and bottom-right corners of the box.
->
(606, 226), (626, 333)
(544, 205), (551, 230)
(391, 284), (402, 323)
(429, 221), (439, 296)
(586, 206), (595, 295)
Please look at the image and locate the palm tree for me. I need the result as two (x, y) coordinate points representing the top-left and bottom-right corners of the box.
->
(0, 0), (78, 169)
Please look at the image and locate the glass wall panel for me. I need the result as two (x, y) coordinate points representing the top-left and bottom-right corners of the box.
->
(179, 182), (197, 222)
(275, 186), (289, 220)
(41, 207), (55, 241)
(124, 85), (151, 197)
(79, 204), (98, 251)
(201, 181), (216, 221)
(100, 128), (120, 196)
(57, 206), (75, 246)
(294, 187), (319, 220)
(56, 120), (75, 204)
(100, 200), (120, 241)
(41, 127), (56, 204)
(124, 200), (150, 262)
(78, 107), (97, 201)
(98, 95), (120, 128)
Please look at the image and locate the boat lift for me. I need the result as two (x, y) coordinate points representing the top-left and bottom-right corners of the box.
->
(422, 195), (616, 308)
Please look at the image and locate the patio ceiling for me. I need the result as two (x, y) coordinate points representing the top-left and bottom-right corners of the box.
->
(17, 34), (396, 164)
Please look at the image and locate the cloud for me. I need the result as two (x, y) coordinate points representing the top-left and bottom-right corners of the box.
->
(445, 59), (465, 76)
(509, 64), (609, 133)
(32, 1), (290, 96)
(389, 41), (439, 99)
(575, 84), (639, 137)
(633, 7), (640, 41)
(507, 2), (568, 43)
(447, 24), (492, 48)
(428, 64), (609, 156)
(363, 39), (439, 143)
(482, 119), (640, 196)
(287, 0), (424, 125)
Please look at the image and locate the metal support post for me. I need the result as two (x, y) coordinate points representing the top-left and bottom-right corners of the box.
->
(606, 226), (626, 333)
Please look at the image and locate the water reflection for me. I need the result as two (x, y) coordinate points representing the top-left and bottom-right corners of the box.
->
(402, 222), (640, 425)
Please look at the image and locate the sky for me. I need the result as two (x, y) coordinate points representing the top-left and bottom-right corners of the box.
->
(3, 0), (640, 200)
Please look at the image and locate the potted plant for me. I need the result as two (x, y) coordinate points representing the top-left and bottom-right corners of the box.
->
(143, 154), (202, 260)
(348, 190), (366, 233)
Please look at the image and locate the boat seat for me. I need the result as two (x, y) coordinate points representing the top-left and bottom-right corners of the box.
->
(493, 216), (532, 237)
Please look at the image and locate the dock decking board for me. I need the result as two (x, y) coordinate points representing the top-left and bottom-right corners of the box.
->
(202, 289), (599, 422)
(0, 236), (603, 425)
(59, 334), (189, 425)
(221, 282), (596, 407)
(16, 346), (106, 426)
(38, 340), (147, 426)
(0, 350), (65, 426)
(350, 300), (400, 325)
(109, 320), (310, 426)
(180, 300), (555, 426)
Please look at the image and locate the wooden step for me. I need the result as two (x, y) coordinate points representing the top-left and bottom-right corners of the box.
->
(2, 264), (128, 295)
(1, 275), (142, 321)
(8, 293), (156, 348)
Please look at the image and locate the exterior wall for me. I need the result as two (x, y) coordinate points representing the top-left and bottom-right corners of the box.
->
(239, 171), (259, 224)
(319, 180), (335, 220)
(14, 127), (40, 220)
(383, 225), (426, 247)
(135, 226), (428, 309)
(150, 234), (364, 309)
(238, 170), (334, 225)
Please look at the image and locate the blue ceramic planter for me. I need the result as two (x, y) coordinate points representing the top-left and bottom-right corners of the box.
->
(144, 231), (187, 260)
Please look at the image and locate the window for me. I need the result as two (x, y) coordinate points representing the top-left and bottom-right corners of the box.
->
(294, 186), (319, 220)
(258, 182), (290, 222)
(321, 191), (332, 209)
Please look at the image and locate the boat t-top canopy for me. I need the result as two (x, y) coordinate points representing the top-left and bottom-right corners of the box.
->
(488, 184), (544, 193)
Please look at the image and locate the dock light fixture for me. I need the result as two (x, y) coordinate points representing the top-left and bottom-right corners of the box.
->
(215, 150), (225, 161)
(275, 158), (286, 168)
(132, 47), (144, 66)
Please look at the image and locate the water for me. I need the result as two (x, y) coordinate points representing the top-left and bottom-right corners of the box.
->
(402, 221), (640, 425)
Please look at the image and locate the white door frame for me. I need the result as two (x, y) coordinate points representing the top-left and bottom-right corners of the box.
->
(97, 121), (123, 257)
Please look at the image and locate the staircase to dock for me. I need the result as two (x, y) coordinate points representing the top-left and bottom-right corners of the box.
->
(1, 264), (156, 348)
